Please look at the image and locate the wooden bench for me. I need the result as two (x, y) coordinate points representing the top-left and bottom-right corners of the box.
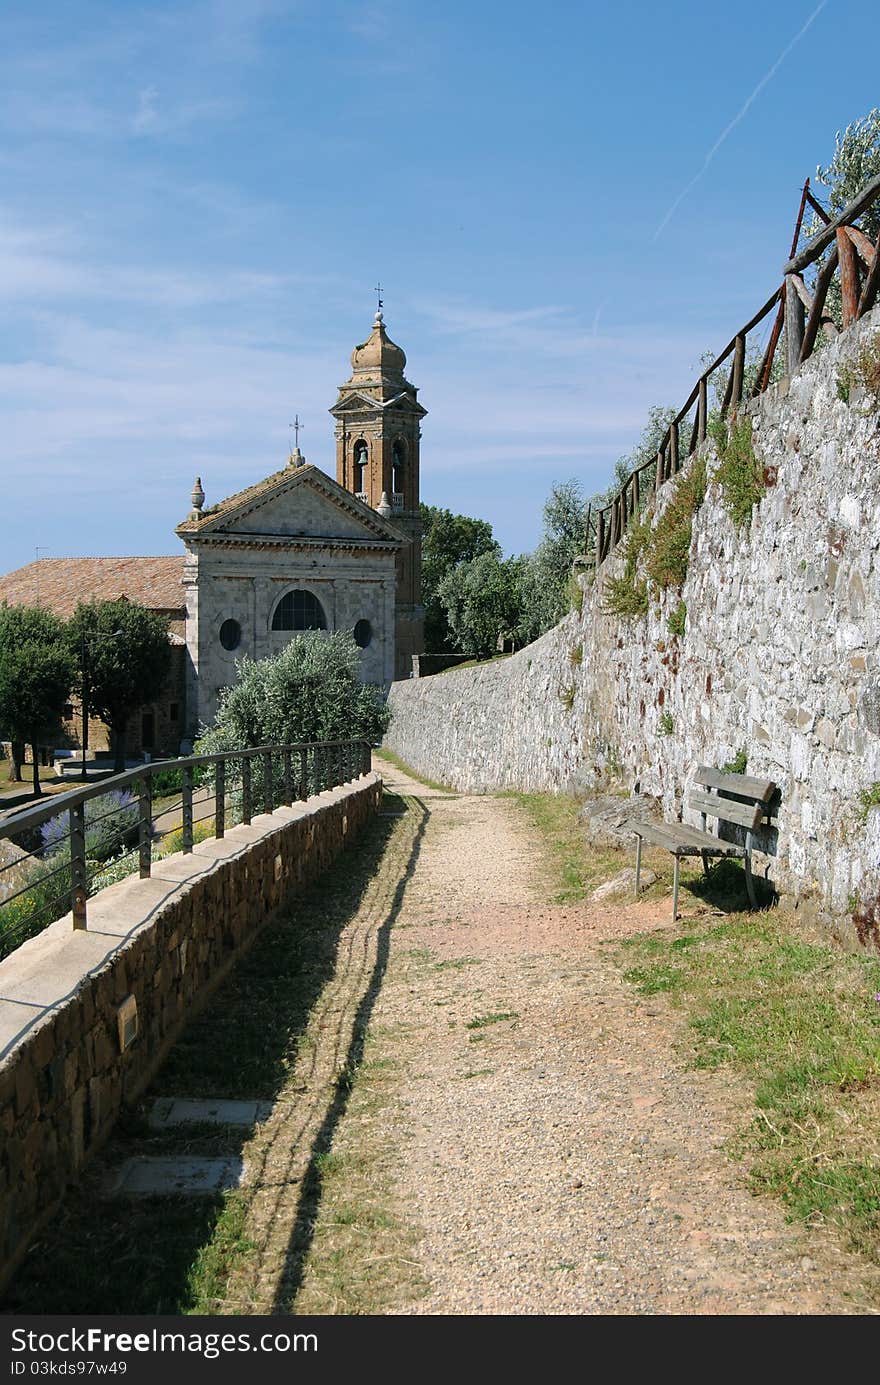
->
(633, 766), (777, 921)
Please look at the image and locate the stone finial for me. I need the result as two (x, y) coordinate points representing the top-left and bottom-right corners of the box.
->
(189, 476), (205, 520)
(288, 446), (305, 468)
(376, 490), (392, 518)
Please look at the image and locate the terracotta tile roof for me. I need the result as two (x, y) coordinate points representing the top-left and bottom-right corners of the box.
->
(0, 557), (186, 618)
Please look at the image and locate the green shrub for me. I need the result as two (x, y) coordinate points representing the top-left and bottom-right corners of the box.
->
(658, 710), (674, 737)
(710, 413), (764, 529)
(149, 766), (183, 797)
(0, 854), (72, 960)
(197, 631), (389, 755)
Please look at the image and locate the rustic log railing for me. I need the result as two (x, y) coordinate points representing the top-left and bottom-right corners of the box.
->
(586, 172), (880, 568)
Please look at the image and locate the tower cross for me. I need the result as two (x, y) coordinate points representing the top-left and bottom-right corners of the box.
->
(289, 415), (303, 449)
(374, 282), (383, 313)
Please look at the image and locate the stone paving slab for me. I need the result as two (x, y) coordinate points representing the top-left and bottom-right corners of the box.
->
(106, 1157), (245, 1197)
(148, 1098), (272, 1129)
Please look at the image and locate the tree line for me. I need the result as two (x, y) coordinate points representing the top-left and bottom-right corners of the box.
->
(0, 599), (171, 794)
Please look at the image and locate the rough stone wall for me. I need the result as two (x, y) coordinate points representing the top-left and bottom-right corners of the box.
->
(385, 306), (880, 920)
(0, 773), (381, 1287)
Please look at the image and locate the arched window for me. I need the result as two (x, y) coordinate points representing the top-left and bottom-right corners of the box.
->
(392, 438), (405, 497)
(353, 439), (368, 494)
(271, 589), (327, 632)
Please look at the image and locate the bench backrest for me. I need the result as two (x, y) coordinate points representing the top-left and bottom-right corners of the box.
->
(689, 766), (777, 833)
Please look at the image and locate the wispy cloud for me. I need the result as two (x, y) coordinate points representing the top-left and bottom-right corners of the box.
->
(653, 0), (829, 240)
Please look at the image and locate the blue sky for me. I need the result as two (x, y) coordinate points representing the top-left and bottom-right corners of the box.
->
(1, 0), (877, 570)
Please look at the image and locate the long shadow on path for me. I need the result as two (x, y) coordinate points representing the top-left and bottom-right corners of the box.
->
(3, 794), (427, 1315)
(271, 795), (429, 1312)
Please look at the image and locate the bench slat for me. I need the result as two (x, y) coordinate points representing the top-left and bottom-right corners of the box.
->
(634, 821), (744, 856)
(688, 789), (766, 830)
(694, 766), (776, 801)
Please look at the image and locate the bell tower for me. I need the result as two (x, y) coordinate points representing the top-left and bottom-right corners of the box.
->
(330, 307), (426, 679)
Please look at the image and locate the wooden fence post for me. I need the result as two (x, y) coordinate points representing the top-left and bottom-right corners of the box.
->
(785, 275), (804, 375)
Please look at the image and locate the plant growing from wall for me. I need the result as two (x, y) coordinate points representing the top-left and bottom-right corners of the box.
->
(658, 710), (674, 736)
(667, 600), (687, 637)
(602, 515), (650, 617)
(709, 413), (764, 530)
(836, 334), (880, 409)
(722, 748), (748, 775)
(558, 683), (576, 711)
(644, 455), (707, 590)
(856, 782), (880, 825)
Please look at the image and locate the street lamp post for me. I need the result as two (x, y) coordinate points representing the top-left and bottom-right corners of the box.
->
(79, 628), (123, 780)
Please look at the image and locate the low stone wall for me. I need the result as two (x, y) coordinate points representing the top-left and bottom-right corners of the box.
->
(0, 773), (381, 1288)
(385, 305), (880, 927)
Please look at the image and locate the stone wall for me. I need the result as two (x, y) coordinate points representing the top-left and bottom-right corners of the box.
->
(385, 306), (880, 924)
(0, 773), (381, 1288)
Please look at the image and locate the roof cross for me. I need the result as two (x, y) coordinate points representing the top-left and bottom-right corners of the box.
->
(289, 415), (303, 448)
(374, 282), (383, 313)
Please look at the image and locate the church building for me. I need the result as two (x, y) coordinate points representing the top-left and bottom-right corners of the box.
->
(0, 309), (425, 760)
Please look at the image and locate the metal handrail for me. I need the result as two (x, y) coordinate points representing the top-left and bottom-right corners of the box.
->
(0, 738), (372, 944)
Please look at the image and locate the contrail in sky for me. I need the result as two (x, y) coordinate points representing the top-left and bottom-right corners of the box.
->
(652, 0), (829, 241)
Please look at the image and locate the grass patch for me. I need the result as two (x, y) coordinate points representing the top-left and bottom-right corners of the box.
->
(710, 412), (764, 529)
(373, 746), (453, 793)
(507, 792), (629, 904)
(465, 1010), (519, 1030)
(616, 909), (880, 1267)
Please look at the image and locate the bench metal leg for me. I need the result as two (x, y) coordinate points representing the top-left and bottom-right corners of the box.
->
(672, 854), (680, 922)
(635, 834), (642, 896)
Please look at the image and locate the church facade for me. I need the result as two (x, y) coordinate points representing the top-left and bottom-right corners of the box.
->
(0, 310), (425, 760)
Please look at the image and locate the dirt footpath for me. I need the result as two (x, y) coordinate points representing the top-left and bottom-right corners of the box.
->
(354, 762), (877, 1315)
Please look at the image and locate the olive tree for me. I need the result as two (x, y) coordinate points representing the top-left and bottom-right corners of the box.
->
(0, 605), (75, 795)
(197, 630), (389, 753)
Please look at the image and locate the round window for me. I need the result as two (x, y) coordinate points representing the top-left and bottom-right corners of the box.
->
(219, 618), (242, 651)
(353, 619), (372, 649)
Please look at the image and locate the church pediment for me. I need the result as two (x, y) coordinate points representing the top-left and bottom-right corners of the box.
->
(329, 388), (427, 419)
(177, 464), (405, 546)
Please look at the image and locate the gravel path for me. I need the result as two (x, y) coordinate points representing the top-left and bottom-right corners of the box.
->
(362, 762), (878, 1315)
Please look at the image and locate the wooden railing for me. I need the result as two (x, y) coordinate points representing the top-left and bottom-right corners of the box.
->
(587, 172), (880, 568)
